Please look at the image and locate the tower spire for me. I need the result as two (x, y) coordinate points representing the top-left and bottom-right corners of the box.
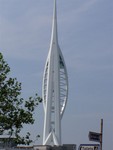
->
(42, 0), (68, 146)
(50, 0), (58, 46)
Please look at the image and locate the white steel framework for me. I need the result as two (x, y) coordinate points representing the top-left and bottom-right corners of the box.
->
(42, 0), (68, 146)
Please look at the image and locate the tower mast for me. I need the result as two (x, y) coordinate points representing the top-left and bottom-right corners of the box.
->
(42, 0), (68, 146)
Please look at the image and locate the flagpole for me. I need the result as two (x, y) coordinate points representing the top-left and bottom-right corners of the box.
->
(100, 119), (103, 150)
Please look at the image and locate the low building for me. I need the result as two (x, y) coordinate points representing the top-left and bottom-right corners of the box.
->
(0, 135), (17, 148)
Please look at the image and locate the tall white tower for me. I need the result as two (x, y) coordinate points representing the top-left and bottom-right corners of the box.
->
(42, 0), (68, 146)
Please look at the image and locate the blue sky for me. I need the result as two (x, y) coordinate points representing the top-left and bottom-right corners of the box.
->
(0, 0), (113, 149)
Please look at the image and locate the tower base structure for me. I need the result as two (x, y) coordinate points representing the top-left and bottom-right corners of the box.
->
(34, 144), (76, 150)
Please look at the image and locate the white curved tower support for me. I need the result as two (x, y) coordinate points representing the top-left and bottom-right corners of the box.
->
(42, 0), (68, 146)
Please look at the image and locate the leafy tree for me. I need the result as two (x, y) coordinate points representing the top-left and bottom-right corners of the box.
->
(0, 52), (42, 145)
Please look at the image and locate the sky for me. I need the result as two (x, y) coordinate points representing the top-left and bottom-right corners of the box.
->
(0, 0), (113, 149)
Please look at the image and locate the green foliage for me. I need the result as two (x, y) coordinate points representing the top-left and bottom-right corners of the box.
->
(0, 52), (42, 145)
